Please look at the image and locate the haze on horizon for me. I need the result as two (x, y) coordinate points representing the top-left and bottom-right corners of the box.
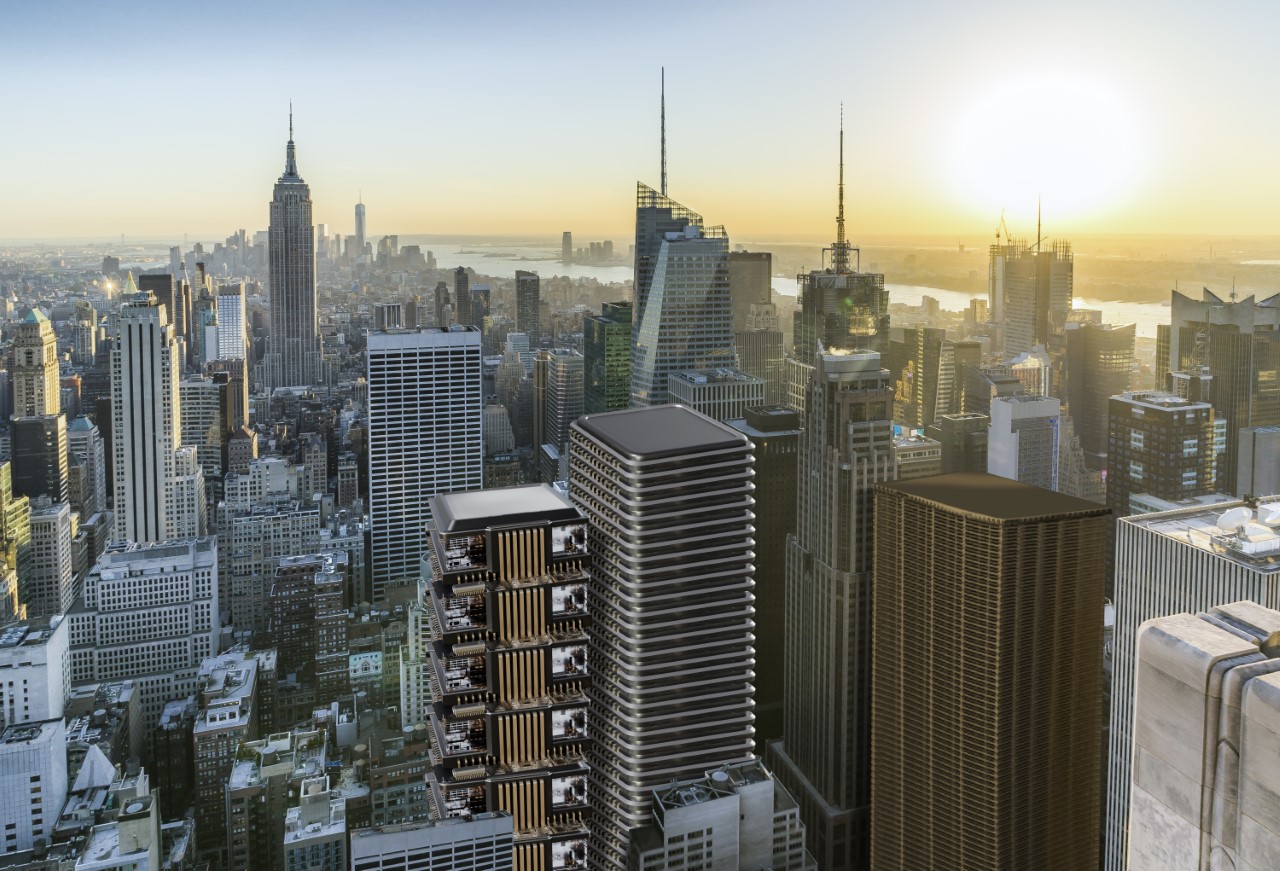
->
(3, 0), (1278, 242)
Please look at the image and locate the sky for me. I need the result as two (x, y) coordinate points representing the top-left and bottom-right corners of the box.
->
(3, 0), (1279, 242)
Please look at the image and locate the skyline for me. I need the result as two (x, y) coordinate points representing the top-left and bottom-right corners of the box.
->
(5, 1), (1280, 239)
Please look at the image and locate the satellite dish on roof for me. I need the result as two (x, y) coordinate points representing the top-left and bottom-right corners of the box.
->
(1219, 507), (1253, 533)
(1257, 504), (1280, 527)
(124, 801), (145, 815)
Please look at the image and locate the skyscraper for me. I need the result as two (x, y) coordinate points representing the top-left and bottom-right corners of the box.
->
(568, 405), (756, 870)
(630, 185), (734, 407)
(11, 415), (68, 505)
(1000, 239), (1074, 361)
(729, 250), (772, 334)
(515, 270), (541, 340)
(583, 301), (632, 415)
(1106, 391), (1216, 517)
(354, 197), (366, 257)
(871, 473), (1108, 871)
(768, 350), (894, 870)
(453, 267), (471, 328)
(1156, 289), (1280, 493)
(1125, 599), (1280, 870)
(216, 283), (247, 360)
(12, 309), (59, 418)
(790, 120), (889, 416)
(1065, 322), (1135, 469)
(562, 231), (572, 264)
(111, 281), (191, 544)
(265, 113), (323, 389)
(1105, 496), (1280, 871)
(987, 394), (1061, 491)
(422, 485), (591, 871)
(533, 349), (583, 482)
(1239, 425), (1280, 496)
(366, 326), (482, 600)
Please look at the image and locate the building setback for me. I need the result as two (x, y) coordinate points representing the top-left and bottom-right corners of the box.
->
(568, 405), (756, 871)
(872, 472), (1109, 871)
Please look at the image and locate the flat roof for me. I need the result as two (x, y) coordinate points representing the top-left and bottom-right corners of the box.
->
(431, 484), (579, 533)
(877, 472), (1111, 522)
(574, 405), (749, 460)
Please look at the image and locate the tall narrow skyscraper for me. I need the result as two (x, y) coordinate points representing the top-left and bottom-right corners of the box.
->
(583, 301), (632, 415)
(767, 350), (894, 870)
(453, 267), (471, 328)
(265, 112), (323, 389)
(111, 279), (198, 544)
(871, 473), (1108, 871)
(354, 197), (366, 257)
(630, 185), (734, 407)
(366, 326), (482, 600)
(568, 405), (756, 870)
(12, 309), (60, 418)
(515, 270), (541, 339)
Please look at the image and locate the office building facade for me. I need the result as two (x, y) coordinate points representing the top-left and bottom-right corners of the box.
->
(987, 394), (1060, 492)
(583, 301), (632, 415)
(872, 473), (1107, 870)
(1106, 391), (1217, 518)
(568, 405), (756, 870)
(366, 326), (482, 601)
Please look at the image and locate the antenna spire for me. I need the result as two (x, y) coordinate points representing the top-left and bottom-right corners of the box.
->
(1036, 196), (1042, 252)
(833, 103), (851, 273)
(289, 100), (293, 141)
(284, 102), (298, 177)
(660, 67), (667, 197)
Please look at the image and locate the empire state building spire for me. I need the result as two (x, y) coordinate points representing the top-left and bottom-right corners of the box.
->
(284, 102), (299, 178)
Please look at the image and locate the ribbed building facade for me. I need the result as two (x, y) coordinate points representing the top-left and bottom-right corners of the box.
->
(366, 327), (482, 600)
(1105, 497), (1280, 871)
(767, 351), (894, 871)
(568, 405), (756, 870)
(422, 485), (590, 871)
(872, 473), (1108, 871)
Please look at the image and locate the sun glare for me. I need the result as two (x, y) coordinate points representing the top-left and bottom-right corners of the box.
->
(944, 74), (1144, 226)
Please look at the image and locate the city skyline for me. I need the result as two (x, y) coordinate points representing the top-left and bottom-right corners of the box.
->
(7, 1), (1280, 239)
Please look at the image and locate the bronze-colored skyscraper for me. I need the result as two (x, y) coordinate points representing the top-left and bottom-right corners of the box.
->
(871, 473), (1108, 871)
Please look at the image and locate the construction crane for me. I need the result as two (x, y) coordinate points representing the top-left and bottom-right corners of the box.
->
(994, 210), (1011, 246)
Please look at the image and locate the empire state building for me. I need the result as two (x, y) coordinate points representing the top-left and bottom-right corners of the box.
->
(264, 113), (324, 389)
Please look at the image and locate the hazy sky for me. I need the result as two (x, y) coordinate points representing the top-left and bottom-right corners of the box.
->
(3, 0), (1278, 241)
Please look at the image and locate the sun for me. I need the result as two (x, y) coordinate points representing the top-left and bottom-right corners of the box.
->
(943, 73), (1144, 225)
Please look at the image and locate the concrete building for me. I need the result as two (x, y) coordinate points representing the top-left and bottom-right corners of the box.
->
(67, 417), (107, 520)
(366, 327), (482, 600)
(891, 432), (942, 481)
(1065, 322), (1135, 469)
(349, 812), (514, 871)
(0, 718), (66, 854)
(11, 415), (68, 505)
(628, 759), (815, 871)
(282, 776), (345, 871)
(727, 406), (800, 746)
(515, 270), (540, 339)
(178, 377), (231, 503)
(423, 485), (591, 871)
(987, 393), (1060, 492)
(667, 369), (766, 423)
(26, 501), (74, 618)
(583, 302), (632, 415)
(1106, 391), (1217, 518)
(1239, 425), (1280, 498)
(734, 327), (785, 406)
(224, 727), (323, 871)
(568, 405), (755, 870)
(871, 473), (1109, 871)
(66, 538), (218, 752)
(631, 185), (735, 408)
(768, 351), (894, 871)
(1106, 496), (1280, 871)
(76, 769), (162, 871)
(0, 617), (68, 729)
(1126, 600), (1280, 870)
(728, 250), (773, 334)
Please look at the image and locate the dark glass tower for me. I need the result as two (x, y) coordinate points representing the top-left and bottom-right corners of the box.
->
(515, 270), (541, 340)
(583, 301), (632, 414)
(266, 113), (322, 389)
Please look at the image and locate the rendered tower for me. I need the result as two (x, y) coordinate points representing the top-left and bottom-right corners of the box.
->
(568, 405), (756, 870)
(872, 473), (1108, 871)
(422, 484), (591, 871)
(767, 351), (894, 870)
(266, 112), (323, 389)
(365, 327), (482, 600)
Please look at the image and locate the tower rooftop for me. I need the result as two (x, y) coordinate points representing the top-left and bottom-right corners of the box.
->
(575, 404), (749, 460)
(877, 472), (1110, 522)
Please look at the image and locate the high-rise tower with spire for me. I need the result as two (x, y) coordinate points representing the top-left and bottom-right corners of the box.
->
(263, 107), (324, 389)
(786, 112), (889, 413)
